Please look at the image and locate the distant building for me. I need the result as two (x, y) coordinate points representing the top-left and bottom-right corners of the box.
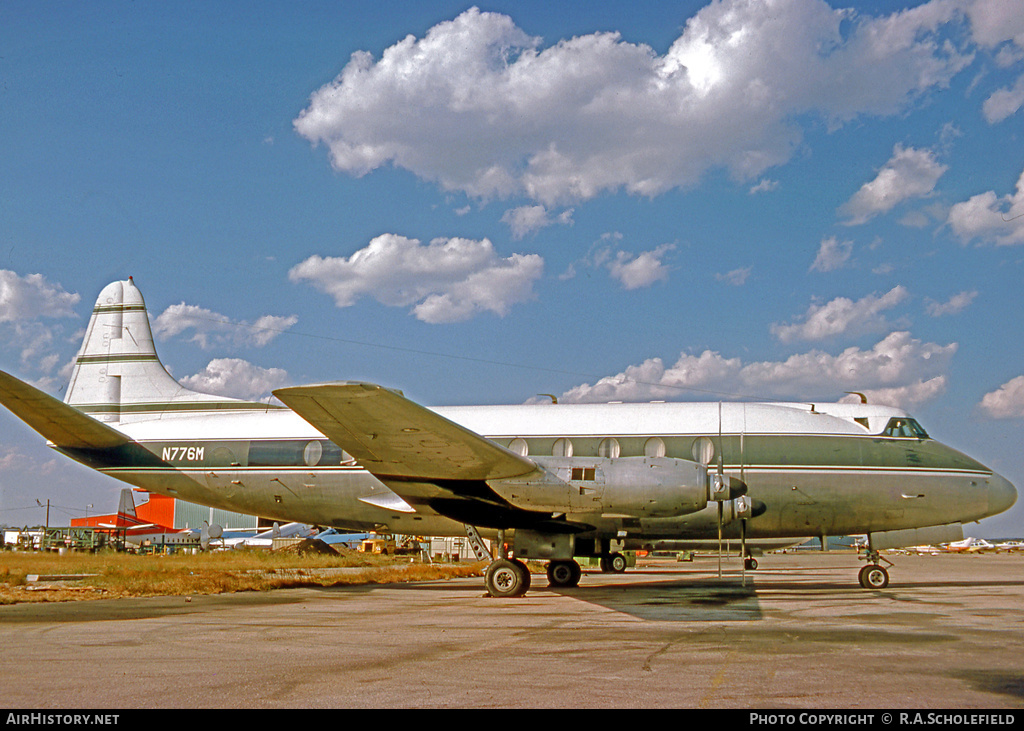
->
(71, 490), (259, 533)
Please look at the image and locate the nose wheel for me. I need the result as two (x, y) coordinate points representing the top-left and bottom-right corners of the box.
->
(858, 563), (889, 589)
(858, 548), (892, 589)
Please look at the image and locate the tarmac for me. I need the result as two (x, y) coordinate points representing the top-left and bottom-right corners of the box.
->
(0, 552), (1022, 709)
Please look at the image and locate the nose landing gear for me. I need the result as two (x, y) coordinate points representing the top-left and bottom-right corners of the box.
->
(858, 549), (893, 589)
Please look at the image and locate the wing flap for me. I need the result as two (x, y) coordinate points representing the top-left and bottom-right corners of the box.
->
(274, 382), (536, 481)
(0, 370), (129, 449)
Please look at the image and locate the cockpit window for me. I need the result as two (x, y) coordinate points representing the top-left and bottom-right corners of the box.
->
(882, 418), (929, 439)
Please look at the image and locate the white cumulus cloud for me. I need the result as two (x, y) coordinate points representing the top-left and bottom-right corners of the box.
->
(0, 271), (80, 383)
(925, 290), (978, 316)
(838, 376), (949, 411)
(294, 2), (972, 205)
(839, 144), (947, 225)
(983, 73), (1024, 123)
(810, 236), (854, 272)
(770, 286), (910, 343)
(606, 244), (675, 290)
(560, 331), (955, 409)
(715, 267), (752, 286)
(0, 270), (79, 322)
(289, 234), (544, 323)
(500, 205), (574, 239)
(153, 304), (298, 349)
(947, 166), (1024, 245)
(179, 358), (290, 402)
(979, 375), (1024, 419)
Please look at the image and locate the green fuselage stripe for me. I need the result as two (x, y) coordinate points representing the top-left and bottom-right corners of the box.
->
(74, 402), (286, 414)
(60, 433), (991, 474)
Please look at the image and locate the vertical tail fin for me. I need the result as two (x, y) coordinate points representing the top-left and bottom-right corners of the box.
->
(64, 278), (245, 423)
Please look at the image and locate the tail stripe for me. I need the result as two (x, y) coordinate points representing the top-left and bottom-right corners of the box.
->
(65, 278), (253, 423)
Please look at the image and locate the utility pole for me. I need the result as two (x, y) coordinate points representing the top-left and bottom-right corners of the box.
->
(35, 499), (49, 529)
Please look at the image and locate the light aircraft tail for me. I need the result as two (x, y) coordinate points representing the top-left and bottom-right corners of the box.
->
(64, 277), (246, 424)
(116, 488), (138, 523)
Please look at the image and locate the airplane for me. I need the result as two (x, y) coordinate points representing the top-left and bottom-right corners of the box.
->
(942, 537), (996, 553)
(218, 522), (317, 549)
(93, 488), (200, 549)
(0, 278), (1016, 597)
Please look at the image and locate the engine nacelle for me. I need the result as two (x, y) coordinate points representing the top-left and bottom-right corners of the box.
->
(490, 456), (710, 519)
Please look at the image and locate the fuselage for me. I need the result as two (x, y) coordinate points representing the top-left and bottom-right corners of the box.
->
(57, 399), (1017, 543)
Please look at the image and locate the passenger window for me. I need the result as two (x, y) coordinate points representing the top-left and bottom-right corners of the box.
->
(303, 440), (323, 467)
(644, 437), (666, 458)
(509, 438), (529, 457)
(692, 436), (715, 465)
(552, 438), (574, 457)
(598, 438), (620, 458)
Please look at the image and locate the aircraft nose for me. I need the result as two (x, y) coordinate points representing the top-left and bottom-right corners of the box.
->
(988, 472), (1017, 517)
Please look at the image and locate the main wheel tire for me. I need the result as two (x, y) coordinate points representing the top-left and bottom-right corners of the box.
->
(744, 557), (758, 570)
(546, 559), (582, 587)
(485, 558), (530, 597)
(858, 564), (889, 589)
(608, 552), (627, 573)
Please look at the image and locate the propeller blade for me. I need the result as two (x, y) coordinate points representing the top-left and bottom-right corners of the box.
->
(717, 501), (723, 578)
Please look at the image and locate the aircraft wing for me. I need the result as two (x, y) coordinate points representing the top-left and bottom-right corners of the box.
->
(0, 370), (130, 449)
(273, 382), (537, 481)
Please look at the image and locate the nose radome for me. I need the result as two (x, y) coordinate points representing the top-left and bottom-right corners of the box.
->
(988, 473), (1017, 517)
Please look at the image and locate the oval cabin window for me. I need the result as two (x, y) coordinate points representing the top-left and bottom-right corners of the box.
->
(598, 438), (620, 458)
(303, 440), (323, 467)
(509, 438), (529, 457)
(644, 437), (666, 458)
(692, 436), (715, 465)
(552, 438), (574, 457)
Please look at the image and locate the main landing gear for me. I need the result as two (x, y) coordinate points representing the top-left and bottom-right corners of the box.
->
(546, 559), (582, 587)
(484, 558), (531, 598)
(599, 552), (627, 573)
(484, 557), (585, 596)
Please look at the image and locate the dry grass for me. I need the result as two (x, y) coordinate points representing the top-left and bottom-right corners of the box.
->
(0, 549), (487, 604)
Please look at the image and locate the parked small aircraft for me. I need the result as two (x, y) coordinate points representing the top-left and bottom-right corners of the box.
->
(93, 488), (199, 549)
(0, 279), (1016, 596)
(218, 522), (316, 549)
(942, 537), (996, 553)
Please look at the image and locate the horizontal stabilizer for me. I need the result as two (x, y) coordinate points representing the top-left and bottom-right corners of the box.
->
(0, 370), (130, 449)
(274, 381), (536, 481)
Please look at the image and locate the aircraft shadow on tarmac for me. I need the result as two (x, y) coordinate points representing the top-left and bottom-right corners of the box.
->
(546, 578), (762, 622)
(950, 670), (1024, 702)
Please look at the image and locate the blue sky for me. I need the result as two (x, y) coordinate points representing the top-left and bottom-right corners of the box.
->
(2, 0), (1024, 536)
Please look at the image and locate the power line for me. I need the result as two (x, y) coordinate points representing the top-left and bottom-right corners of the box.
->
(178, 312), (768, 401)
